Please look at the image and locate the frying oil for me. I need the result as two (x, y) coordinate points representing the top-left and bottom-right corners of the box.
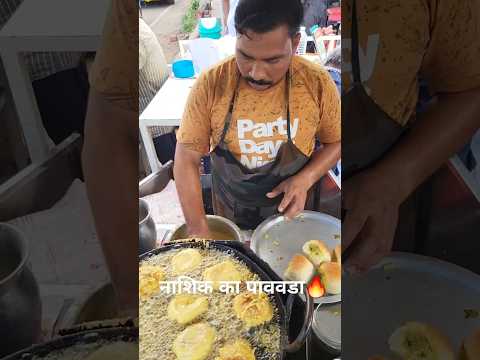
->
(31, 341), (136, 359)
(140, 248), (282, 360)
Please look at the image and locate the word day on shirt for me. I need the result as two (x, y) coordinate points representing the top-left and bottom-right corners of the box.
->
(237, 117), (299, 168)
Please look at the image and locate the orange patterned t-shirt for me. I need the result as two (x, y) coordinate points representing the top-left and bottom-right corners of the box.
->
(177, 56), (341, 169)
(342, 0), (480, 126)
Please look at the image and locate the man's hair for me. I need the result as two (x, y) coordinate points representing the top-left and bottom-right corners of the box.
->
(235, 0), (304, 38)
(324, 47), (341, 70)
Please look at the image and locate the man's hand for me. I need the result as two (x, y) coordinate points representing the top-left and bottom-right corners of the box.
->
(187, 218), (210, 238)
(342, 169), (403, 273)
(222, 23), (229, 36)
(222, 0), (229, 35)
(266, 142), (340, 219)
(174, 144), (211, 238)
(267, 174), (311, 219)
(341, 86), (480, 273)
(313, 25), (335, 39)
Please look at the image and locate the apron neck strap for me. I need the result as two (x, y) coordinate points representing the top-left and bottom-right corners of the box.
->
(219, 72), (242, 141)
(351, 0), (362, 85)
(285, 69), (292, 140)
(220, 68), (292, 142)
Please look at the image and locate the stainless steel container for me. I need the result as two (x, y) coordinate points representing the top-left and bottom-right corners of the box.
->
(312, 302), (341, 356)
(73, 283), (118, 325)
(164, 215), (243, 243)
(139, 199), (157, 255)
(0, 223), (42, 358)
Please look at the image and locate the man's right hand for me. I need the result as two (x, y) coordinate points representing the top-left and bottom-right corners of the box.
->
(187, 219), (210, 238)
(174, 144), (211, 240)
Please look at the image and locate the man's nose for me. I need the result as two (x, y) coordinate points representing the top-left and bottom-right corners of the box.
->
(249, 61), (267, 81)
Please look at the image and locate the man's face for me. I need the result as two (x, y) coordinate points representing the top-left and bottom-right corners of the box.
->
(236, 25), (300, 91)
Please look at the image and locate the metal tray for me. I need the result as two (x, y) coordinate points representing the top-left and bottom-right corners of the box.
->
(343, 252), (480, 359)
(251, 211), (341, 304)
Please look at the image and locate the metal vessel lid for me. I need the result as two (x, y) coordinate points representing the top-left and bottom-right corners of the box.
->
(312, 303), (341, 350)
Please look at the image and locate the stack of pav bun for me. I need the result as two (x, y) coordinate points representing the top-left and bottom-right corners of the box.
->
(283, 239), (341, 296)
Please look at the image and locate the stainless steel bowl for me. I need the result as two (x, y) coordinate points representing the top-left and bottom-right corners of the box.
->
(139, 199), (157, 255)
(73, 283), (118, 325)
(163, 215), (243, 243)
(0, 223), (41, 357)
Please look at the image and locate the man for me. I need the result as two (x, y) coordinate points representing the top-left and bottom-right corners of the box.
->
(83, 0), (138, 315)
(302, 0), (329, 32)
(174, 0), (341, 236)
(222, 0), (240, 36)
(1, 0), (88, 145)
(342, 0), (480, 273)
(139, 18), (168, 114)
(138, 17), (175, 170)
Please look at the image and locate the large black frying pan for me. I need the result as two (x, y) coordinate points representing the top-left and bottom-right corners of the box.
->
(2, 325), (138, 360)
(139, 240), (314, 359)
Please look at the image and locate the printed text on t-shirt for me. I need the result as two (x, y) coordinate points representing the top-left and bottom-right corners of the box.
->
(237, 117), (299, 169)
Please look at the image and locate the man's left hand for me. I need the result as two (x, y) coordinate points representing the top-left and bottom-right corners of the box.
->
(342, 168), (402, 273)
(267, 175), (311, 219)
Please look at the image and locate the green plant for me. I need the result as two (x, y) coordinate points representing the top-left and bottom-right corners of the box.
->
(181, 0), (200, 34)
(192, 0), (200, 11)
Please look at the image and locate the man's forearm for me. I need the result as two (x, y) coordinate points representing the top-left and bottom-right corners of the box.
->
(222, 0), (229, 27)
(82, 91), (138, 315)
(298, 141), (341, 188)
(174, 145), (209, 235)
(373, 87), (480, 203)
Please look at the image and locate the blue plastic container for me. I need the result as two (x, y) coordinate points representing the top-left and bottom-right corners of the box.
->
(172, 59), (195, 78)
(198, 18), (222, 39)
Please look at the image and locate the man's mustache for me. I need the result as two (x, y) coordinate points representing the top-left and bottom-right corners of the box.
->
(244, 76), (272, 86)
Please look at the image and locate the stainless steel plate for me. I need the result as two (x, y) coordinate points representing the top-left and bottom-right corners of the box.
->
(343, 252), (480, 359)
(251, 211), (341, 304)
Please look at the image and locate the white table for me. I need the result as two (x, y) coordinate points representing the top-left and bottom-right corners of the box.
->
(0, 0), (110, 164)
(139, 77), (196, 172)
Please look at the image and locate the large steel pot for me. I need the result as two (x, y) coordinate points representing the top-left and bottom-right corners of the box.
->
(0, 223), (42, 358)
(163, 215), (243, 243)
(139, 199), (157, 255)
(73, 283), (118, 325)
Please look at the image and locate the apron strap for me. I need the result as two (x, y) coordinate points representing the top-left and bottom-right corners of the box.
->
(351, 0), (362, 85)
(286, 70), (292, 140)
(219, 73), (242, 142)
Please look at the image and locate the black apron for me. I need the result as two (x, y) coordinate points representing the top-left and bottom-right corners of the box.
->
(342, 0), (406, 179)
(343, 0), (418, 252)
(210, 70), (313, 230)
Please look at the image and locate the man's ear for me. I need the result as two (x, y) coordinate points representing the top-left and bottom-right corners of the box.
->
(292, 32), (301, 53)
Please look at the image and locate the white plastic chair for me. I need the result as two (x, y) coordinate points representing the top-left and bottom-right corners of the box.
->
(315, 35), (341, 62)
